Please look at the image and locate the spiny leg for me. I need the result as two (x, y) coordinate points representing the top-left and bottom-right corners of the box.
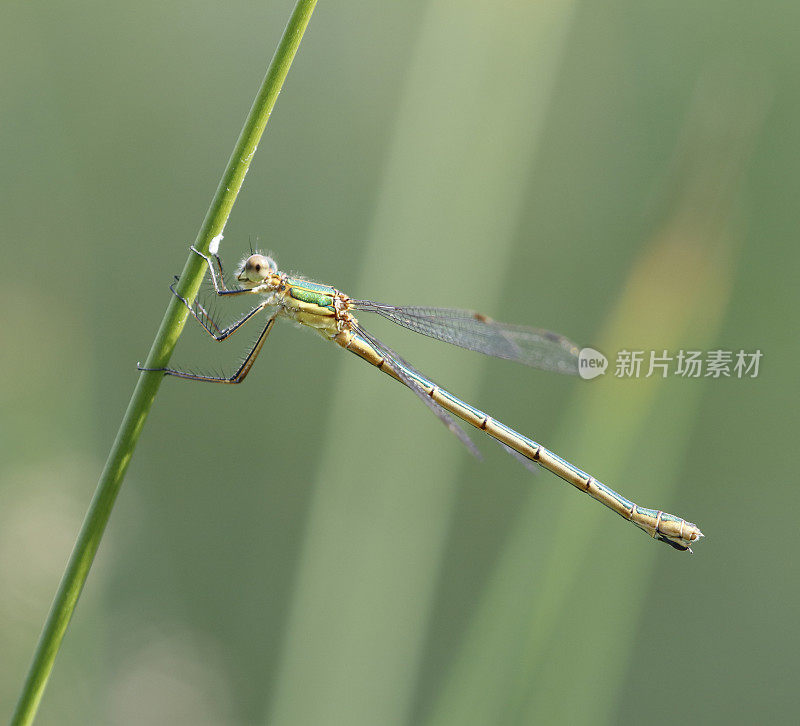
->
(171, 275), (224, 333)
(210, 250), (226, 286)
(170, 280), (272, 341)
(191, 296), (222, 335)
(190, 245), (251, 297)
(171, 274), (224, 334)
(139, 314), (277, 384)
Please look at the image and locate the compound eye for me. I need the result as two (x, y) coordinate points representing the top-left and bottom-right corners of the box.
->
(240, 254), (275, 282)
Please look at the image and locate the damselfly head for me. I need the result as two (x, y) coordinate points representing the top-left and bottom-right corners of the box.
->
(237, 254), (278, 285)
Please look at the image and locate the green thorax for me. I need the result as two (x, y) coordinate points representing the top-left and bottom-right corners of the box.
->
(285, 277), (336, 309)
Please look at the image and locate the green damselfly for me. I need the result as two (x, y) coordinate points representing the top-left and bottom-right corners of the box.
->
(141, 246), (703, 552)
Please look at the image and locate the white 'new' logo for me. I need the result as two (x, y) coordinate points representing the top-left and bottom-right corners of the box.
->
(578, 348), (607, 380)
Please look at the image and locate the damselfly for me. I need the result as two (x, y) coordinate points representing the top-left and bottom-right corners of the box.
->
(141, 246), (703, 552)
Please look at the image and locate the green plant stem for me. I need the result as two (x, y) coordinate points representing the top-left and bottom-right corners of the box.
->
(10, 2), (318, 723)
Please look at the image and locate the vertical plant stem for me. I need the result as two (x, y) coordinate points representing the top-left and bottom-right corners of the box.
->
(11, 2), (318, 723)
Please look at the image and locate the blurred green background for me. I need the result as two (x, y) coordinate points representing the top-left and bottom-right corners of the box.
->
(2, 1), (798, 724)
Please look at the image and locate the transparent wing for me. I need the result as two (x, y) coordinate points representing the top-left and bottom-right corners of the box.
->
(354, 324), (481, 459)
(356, 324), (537, 473)
(351, 302), (580, 374)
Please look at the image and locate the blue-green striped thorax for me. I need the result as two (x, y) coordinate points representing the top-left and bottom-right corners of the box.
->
(286, 278), (336, 309)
